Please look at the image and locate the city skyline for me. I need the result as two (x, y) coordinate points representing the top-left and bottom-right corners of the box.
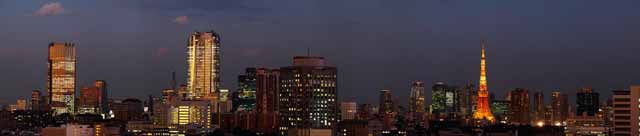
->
(3, 0), (640, 106)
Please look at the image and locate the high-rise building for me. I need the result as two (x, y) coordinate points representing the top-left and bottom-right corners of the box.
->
(551, 91), (568, 125)
(473, 40), (494, 122)
(218, 89), (233, 113)
(611, 86), (640, 136)
(47, 42), (76, 115)
(533, 91), (545, 124)
(31, 90), (42, 111)
(509, 88), (529, 125)
(379, 90), (395, 115)
(430, 82), (458, 119)
(341, 101), (357, 120)
(78, 86), (101, 114)
(490, 100), (510, 123)
(458, 84), (475, 117)
(409, 81), (426, 113)
(279, 56), (337, 135)
(254, 68), (280, 135)
(95, 80), (108, 115)
(78, 80), (108, 115)
(576, 88), (599, 116)
(236, 68), (257, 111)
(186, 31), (221, 101)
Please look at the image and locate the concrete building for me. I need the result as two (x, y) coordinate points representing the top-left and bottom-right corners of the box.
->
(47, 42), (77, 115)
(611, 86), (640, 136)
(279, 56), (338, 135)
(341, 101), (357, 120)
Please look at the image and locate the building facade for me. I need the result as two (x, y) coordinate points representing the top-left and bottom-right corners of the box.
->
(186, 31), (221, 101)
(278, 56), (337, 135)
(409, 81), (426, 113)
(47, 42), (77, 115)
(509, 88), (530, 125)
(611, 86), (640, 136)
(577, 88), (599, 116)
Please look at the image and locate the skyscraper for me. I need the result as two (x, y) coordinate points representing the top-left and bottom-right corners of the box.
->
(551, 91), (568, 125)
(95, 80), (108, 115)
(31, 90), (42, 111)
(186, 31), (221, 101)
(236, 68), (258, 111)
(576, 88), (599, 116)
(473, 40), (494, 122)
(379, 89), (395, 115)
(279, 56), (337, 134)
(533, 91), (545, 124)
(430, 82), (458, 119)
(458, 84), (475, 118)
(255, 68), (280, 135)
(47, 42), (76, 115)
(409, 81), (426, 113)
(78, 86), (100, 114)
(509, 88), (530, 125)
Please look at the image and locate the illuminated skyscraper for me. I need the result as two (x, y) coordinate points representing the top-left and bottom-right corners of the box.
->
(236, 68), (257, 111)
(409, 81), (426, 113)
(430, 82), (458, 119)
(47, 42), (76, 115)
(186, 31), (221, 101)
(472, 40), (494, 122)
(279, 56), (337, 135)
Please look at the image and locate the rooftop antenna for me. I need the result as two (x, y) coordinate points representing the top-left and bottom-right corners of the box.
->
(307, 48), (311, 56)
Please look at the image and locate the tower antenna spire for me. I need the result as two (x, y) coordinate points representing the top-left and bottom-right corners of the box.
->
(307, 48), (311, 56)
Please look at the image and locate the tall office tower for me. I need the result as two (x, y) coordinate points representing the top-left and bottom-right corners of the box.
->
(255, 68), (280, 135)
(237, 68), (257, 111)
(409, 81), (426, 113)
(576, 88), (599, 116)
(78, 86), (101, 114)
(431, 82), (458, 119)
(95, 80), (108, 115)
(379, 90), (395, 115)
(279, 56), (337, 135)
(533, 91), (545, 124)
(47, 42), (76, 115)
(32, 90), (42, 111)
(458, 84), (475, 117)
(551, 91), (568, 125)
(341, 101), (357, 120)
(186, 31), (221, 101)
(509, 88), (530, 125)
(473, 40), (494, 122)
(611, 87), (640, 136)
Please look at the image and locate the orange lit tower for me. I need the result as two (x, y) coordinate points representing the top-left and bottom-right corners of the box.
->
(473, 40), (494, 122)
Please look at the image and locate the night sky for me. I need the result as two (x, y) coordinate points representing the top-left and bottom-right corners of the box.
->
(2, 0), (640, 106)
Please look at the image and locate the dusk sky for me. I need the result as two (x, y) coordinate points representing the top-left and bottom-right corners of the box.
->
(2, 0), (640, 105)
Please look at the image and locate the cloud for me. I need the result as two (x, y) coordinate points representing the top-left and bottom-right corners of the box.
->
(173, 16), (188, 25)
(34, 2), (65, 16)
